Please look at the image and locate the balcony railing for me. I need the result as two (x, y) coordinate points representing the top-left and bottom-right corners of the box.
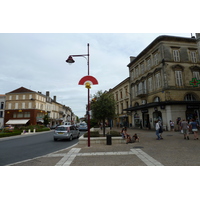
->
(136, 89), (147, 97)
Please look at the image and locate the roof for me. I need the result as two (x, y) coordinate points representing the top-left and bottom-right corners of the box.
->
(127, 35), (197, 67)
(6, 87), (35, 94)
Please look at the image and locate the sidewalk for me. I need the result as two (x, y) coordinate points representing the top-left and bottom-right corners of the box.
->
(10, 127), (200, 166)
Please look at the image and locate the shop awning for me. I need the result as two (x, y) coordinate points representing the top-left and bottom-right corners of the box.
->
(6, 119), (30, 125)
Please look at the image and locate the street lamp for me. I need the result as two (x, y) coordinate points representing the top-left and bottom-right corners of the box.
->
(66, 43), (98, 147)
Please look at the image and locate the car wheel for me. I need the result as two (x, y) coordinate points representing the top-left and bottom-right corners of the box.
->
(69, 135), (73, 141)
(77, 133), (80, 138)
(54, 138), (57, 141)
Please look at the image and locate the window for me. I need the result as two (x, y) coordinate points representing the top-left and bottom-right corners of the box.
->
(120, 91), (123, 99)
(15, 103), (18, 109)
(1, 102), (4, 109)
(154, 53), (159, 66)
(190, 51), (197, 63)
(116, 93), (118, 101)
(173, 49), (180, 62)
(0, 111), (3, 118)
(148, 77), (153, 92)
(184, 94), (196, 101)
(121, 103), (123, 114)
(141, 63), (144, 74)
(147, 58), (151, 70)
(28, 102), (32, 109)
(155, 73), (161, 88)
(175, 71), (183, 86)
(154, 97), (160, 102)
(16, 95), (19, 100)
(22, 102), (25, 109)
(135, 67), (138, 77)
(8, 103), (11, 109)
(193, 71), (200, 80)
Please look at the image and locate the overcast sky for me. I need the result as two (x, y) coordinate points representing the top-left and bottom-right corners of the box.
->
(0, 33), (193, 117)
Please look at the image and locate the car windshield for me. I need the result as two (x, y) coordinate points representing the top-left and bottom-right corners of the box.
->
(80, 124), (87, 126)
(56, 127), (67, 131)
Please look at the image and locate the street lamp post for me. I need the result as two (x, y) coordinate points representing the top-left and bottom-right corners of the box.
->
(66, 43), (93, 147)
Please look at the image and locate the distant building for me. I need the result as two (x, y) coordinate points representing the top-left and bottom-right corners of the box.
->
(0, 95), (6, 128)
(108, 77), (131, 127)
(4, 87), (75, 126)
(126, 34), (200, 130)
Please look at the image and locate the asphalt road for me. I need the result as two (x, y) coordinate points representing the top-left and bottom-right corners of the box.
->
(0, 130), (85, 166)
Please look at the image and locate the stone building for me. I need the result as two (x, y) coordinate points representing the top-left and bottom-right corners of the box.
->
(126, 34), (200, 130)
(108, 77), (130, 127)
(4, 87), (75, 126)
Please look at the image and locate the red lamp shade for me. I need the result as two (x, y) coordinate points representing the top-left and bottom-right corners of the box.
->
(66, 56), (75, 63)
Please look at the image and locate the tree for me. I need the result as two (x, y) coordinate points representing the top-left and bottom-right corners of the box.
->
(43, 114), (50, 127)
(91, 90), (116, 136)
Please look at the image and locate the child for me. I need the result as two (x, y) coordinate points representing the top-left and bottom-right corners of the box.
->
(132, 133), (139, 143)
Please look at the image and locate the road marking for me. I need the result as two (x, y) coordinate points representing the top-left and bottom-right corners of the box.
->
(130, 149), (163, 166)
(54, 148), (163, 166)
(55, 148), (81, 166)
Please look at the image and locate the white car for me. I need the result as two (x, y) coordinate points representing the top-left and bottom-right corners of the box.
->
(54, 125), (80, 141)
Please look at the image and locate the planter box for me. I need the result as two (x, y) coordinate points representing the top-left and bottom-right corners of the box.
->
(78, 135), (126, 145)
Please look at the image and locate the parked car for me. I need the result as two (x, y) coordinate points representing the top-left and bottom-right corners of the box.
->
(63, 122), (71, 125)
(50, 124), (58, 130)
(54, 125), (80, 141)
(78, 123), (88, 131)
(3, 125), (14, 130)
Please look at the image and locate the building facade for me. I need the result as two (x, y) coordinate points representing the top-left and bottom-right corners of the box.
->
(0, 95), (6, 128)
(126, 34), (200, 130)
(109, 77), (131, 127)
(4, 87), (75, 126)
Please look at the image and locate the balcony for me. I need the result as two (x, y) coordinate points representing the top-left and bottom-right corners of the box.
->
(136, 89), (147, 97)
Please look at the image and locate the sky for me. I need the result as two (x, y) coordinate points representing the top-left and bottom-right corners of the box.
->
(0, 33), (193, 117)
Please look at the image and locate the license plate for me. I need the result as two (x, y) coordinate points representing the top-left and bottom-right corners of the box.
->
(58, 132), (63, 134)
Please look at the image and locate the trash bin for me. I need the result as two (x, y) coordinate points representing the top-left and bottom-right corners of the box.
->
(106, 134), (112, 145)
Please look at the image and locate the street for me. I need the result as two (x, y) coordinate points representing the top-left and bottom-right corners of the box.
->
(0, 130), (84, 166)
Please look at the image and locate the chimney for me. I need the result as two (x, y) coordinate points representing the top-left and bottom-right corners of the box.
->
(53, 96), (56, 102)
(130, 56), (136, 62)
(46, 91), (50, 96)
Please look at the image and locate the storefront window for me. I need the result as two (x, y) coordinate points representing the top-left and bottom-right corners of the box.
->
(134, 113), (141, 128)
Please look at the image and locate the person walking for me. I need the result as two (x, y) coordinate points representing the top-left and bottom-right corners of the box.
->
(170, 120), (175, 131)
(180, 119), (189, 140)
(189, 119), (199, 140)
(155, 120), (160, 140)
(158, 120), (163, 139)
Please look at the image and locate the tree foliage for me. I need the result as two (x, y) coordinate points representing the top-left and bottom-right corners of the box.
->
(91, 90), (116, 136)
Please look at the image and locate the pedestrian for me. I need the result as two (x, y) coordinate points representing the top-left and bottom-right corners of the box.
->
(122, 127), (132, 144)
(180, 119), (189, 140)
(170, 120), (175, 131)
(158, 120), (163, 139)
(155, 120), (160, 140)
(121, 127), (125, 138)
(176, 117), (181, 131)
(189, 119), (199, 140)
